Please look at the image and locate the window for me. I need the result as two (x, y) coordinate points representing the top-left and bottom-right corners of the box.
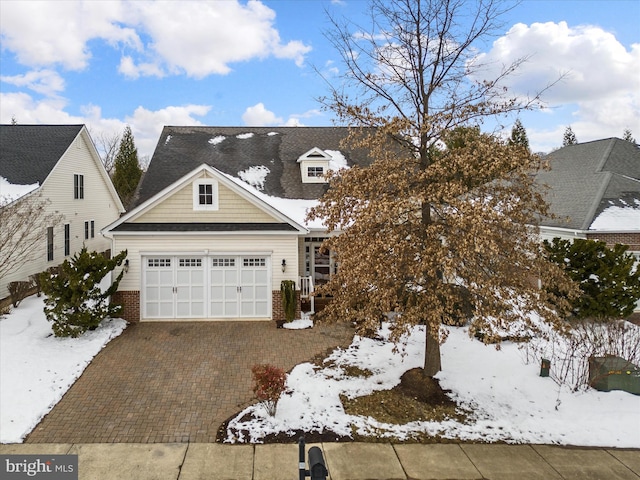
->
(148, 258), (171, 268)
(307, 166), (324, 177)
(179, 258), (202, 267)
(212, 258), (235, 267)
(193, 180), (218, 210)
(90, 220), (95, 239)
(243, 258), (266, 267)
(74, 174), (84, 199)
(47, 227), (54, 261)
(84, 221), (89, 240)
(64, 224), (70, 256)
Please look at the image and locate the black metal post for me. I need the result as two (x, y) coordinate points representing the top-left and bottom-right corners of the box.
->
(299, 436), (308, 480)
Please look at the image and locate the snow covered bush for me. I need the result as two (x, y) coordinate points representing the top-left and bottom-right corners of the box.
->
(251, 364), (287, 416)
(40, 248), (127, 338)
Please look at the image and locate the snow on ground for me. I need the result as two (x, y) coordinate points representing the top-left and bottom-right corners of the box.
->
(0, 295), (126, 444)
(226, 323), (640, 448)
(2, 295), (638, 447)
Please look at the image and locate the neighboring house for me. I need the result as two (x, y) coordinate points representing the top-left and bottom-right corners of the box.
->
(534, 137), (640, 311)
(0, 124), (125, 301)
(102, 126), (374, 322)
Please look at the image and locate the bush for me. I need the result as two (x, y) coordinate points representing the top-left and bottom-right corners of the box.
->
(251, 364), (287, 416)
(280, 280), (297, 322)
(40, 248), (127, 337)
(8, 280), (33, 308)
(544, 238), (640, 321)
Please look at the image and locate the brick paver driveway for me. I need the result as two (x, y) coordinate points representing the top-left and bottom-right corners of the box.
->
(26, 321), (354, 444)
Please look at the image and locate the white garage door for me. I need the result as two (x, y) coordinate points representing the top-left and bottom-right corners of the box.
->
(143, 255), (270, 319)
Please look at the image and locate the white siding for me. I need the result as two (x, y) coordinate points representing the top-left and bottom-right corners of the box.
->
(113, 234), (299, 294)
(1, 131), (122, 299)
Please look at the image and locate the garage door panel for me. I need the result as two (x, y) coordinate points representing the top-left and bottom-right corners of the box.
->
(144, 254), (270, 319)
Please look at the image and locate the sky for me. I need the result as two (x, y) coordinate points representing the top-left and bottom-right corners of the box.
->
(1, 0), (639, 160)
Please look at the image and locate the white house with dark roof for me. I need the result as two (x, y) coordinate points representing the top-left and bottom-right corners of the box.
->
(103, 126), (374, 322)
(0, 124), (125, 301)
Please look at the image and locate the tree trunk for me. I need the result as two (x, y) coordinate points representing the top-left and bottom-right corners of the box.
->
(423, 328), (441, 377)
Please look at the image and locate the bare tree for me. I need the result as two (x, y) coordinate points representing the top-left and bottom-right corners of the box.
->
(94, 130), (121, 176)
(0, 191), (64, 284)
(310, 0), (575, 376)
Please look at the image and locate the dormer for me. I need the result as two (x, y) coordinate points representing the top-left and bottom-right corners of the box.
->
(297, 147), (332, 183)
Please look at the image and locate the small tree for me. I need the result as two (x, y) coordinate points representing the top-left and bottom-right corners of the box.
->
(0, 191), (64, 285)
(94, 130), (121, 176)
(622, 129), (637, 145)
(40, 248), (127, 337)
(112, 125), (142, 209)
(280, 280), (297, 322)
(562, 126), (578, 146)
(544, 238), (640, 321)
(508, 118), (530, 152)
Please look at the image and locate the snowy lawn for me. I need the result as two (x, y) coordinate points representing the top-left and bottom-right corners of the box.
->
(0, 295), (127, 444)
(226, 322), (640, 448)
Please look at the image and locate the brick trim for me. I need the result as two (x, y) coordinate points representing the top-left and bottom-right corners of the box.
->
(272, 289), (301, 322)
(112, 290), (140, 322)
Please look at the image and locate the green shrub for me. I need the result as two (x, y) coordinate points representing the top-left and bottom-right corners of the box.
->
(544, 238), (640, 321)
(40, 248), (127, 337)
(280, 280), (297, 322)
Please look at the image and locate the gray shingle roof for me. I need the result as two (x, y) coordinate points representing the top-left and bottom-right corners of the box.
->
(133, 126), (375, 208)
(0, 124), (84, 185)
(535, 138), (640, 230)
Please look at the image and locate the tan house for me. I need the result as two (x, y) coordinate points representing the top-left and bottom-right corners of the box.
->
(0, 124), (125, 301)
(103, 126), (373, 322)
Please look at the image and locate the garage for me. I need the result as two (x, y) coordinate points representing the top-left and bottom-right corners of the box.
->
(142, 254), (271, 320)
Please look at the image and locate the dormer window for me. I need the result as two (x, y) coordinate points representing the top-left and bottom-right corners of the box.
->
(193, 179), (218, 210)
(298, 147), (332, 183)
(307, 166), (325, 178)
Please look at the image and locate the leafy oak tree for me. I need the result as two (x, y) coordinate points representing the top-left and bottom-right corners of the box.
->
(309, 0), (576, 376)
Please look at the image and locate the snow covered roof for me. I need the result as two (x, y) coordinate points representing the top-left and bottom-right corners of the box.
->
(534, 138), (640, 231)
(133, 126), (375, 210)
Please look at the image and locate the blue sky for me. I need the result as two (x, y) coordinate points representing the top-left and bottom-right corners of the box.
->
(1, 0), (638, 159)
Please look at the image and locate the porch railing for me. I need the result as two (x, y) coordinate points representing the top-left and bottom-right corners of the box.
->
(299, 276), (314, 314)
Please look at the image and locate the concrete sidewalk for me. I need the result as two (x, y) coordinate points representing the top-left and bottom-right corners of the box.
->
(2, 442), (639, 480)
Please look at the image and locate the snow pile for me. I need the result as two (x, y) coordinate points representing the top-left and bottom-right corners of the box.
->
(208, 136), (225, 145)
(325, 150), (349, 172)
(0, 176), (39, 204)
(237, 133), (254, 140)
(0, 295), (127, 443)
(282, 313), (313, 330)
(590, 199), (640, 230)
(238, 166), (270, 191)
(225, 324), (640, 447)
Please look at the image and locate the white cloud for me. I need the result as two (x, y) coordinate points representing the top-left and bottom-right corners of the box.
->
(0, 1), (310, 78)
(242, 103), (283, 126)
(0, 0), (139, 70)
(476, 21), (640, 152)
(0, 70), (65, 97)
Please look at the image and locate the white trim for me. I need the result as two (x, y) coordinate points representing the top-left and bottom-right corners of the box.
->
(102, 163), (309, 236)
(192, 178), (219, 211)
(110, 230), (301, 237)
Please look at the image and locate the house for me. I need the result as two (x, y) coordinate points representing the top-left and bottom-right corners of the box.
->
(535, 137), (639, 251)
(0, 124), (125, 301)
(102, 126), (374, 322)
(534, 137), (640, 311)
